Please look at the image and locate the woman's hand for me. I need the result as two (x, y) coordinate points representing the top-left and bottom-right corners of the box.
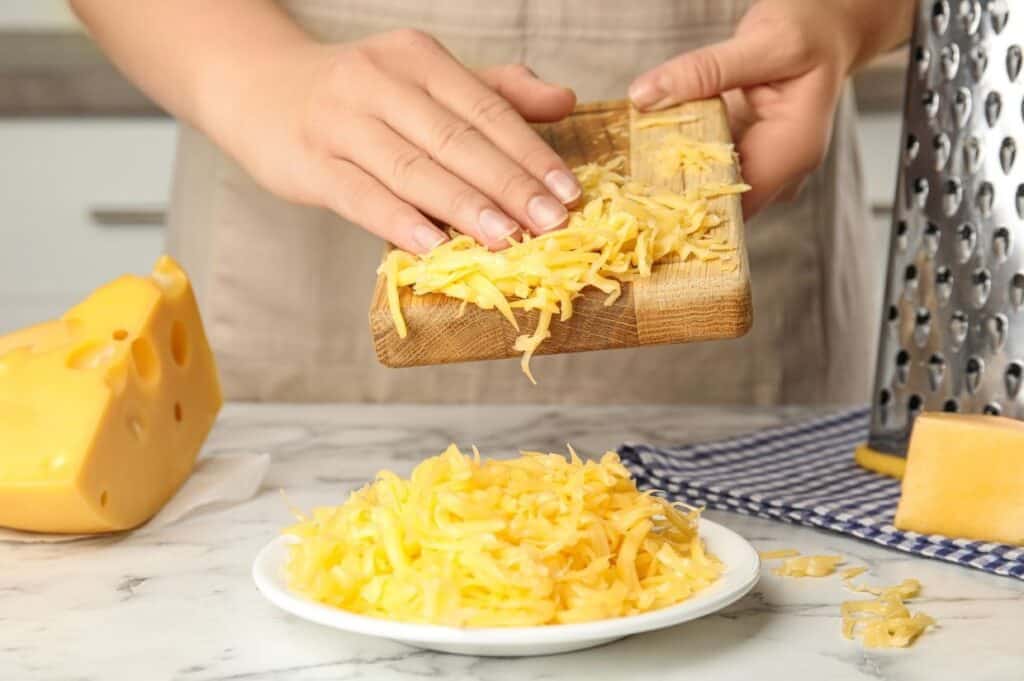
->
(71, 2), (581, 253)
(628, 0), (911, 217)
(215, 30), (581, 254)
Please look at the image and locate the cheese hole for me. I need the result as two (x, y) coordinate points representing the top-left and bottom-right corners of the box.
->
(67, 341), (117, 371)
(112, 329), (128, 341)
(170, 321), (189, 367)
(100, 491), (108, 508)
(174, 402), (183, 423)
(130, 337), (158, 383)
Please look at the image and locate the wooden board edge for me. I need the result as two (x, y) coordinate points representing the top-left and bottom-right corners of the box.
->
(368, 275), (400, 368)
(370, 278), (751, 368)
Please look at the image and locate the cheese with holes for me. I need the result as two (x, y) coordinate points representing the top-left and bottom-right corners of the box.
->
(894, 413), (1024, 545)
(0, 256), (222, 533)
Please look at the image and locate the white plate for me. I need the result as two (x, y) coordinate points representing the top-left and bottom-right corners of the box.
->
(252, 519), (760, 657)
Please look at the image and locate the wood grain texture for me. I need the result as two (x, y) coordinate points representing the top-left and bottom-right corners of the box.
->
(369, 98), (751, 368)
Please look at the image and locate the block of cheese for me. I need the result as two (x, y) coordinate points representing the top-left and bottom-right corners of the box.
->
(0, 256), (222, 533)
(894, 412), (1024, 545)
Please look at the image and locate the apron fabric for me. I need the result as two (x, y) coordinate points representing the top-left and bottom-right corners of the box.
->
(166, 0), (878, 405)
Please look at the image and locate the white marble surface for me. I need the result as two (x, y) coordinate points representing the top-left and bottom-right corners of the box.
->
(3, 403), (1023, 680)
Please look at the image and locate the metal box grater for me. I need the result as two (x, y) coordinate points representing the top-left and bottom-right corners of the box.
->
(867, 0), (1023, 458)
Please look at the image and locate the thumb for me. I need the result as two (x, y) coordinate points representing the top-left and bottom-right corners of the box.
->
(477, 64), (577, 122)
(629, 33), (798, 111)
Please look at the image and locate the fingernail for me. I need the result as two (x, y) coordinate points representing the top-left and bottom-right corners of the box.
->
(412, 224), (447, 253)
(629, 80), (664, 109)
(479, 208), (520, 243)
(527, 195), (568, 233)
(544, 169), (582, 204)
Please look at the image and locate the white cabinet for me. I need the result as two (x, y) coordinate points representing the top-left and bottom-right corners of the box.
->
(0, 1), (78, 30)
(0, 119), (177, 333)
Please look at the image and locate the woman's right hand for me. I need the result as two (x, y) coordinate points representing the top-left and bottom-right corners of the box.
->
(212, 29), (582, 254)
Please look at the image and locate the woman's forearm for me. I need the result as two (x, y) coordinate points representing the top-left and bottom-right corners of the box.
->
(69, 0), (315, 146)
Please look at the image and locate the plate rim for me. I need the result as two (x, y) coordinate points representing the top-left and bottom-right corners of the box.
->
(252, 518), (760, 646)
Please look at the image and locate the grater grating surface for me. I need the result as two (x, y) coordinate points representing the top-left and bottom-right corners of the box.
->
(868, 0), (1023, 456)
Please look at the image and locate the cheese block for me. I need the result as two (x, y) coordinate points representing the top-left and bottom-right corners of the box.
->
(0, 256), (222, 533)
(894, 412), (1024, 545)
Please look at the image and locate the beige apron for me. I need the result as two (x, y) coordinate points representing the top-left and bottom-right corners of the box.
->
(166, 0), (878, 405)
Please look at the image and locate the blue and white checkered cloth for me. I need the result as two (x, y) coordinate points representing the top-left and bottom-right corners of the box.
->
(618, 407), (1024, 580)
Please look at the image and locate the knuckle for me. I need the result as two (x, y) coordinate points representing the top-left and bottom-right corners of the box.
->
(517, 144), (560, 175)
(432, 118), (479, 156)
(390, 148), (431, 183)
(385, 204), (417, 233)
(508, 63), (534, 79)
(448, 186), (481, 217)
(388, 28), (439, 53)
(468, 93), (516, 127)
(688, 51), (724, 97)
(323, 47), (375, 90)
(321, 163), (363, 216)
(496, 170), (541, 201)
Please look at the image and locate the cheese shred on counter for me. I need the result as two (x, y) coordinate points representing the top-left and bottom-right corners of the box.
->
(760, 548), (935, 648)
(773, 554), (844, 578)
(283, 445), (723, 627)
(841, 578), (935, 648)
(379, 150), (749, 383)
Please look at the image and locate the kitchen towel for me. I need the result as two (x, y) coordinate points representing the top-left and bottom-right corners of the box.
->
(0, 452), (270, 543)
(619, 408), (1024, 580)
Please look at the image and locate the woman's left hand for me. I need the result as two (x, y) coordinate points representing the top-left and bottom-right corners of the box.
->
(628, 0), (908, 218)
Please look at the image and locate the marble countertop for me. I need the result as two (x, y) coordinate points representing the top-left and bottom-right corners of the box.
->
(3, 403), (1022, 680)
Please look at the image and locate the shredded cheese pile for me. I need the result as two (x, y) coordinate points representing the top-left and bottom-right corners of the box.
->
(380, 134), (748, 383)
(841, 578), (935, 648)
(283, 445), (722, 627)
(759, 549), (935, 648)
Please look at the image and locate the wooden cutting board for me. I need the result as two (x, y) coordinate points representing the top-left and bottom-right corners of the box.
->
(369, 98), (752, 368)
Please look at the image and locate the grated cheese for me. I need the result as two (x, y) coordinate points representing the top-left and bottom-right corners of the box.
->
(773, 554), (844, 578)
(650, 134), (737, 176)
(758, 548), (801, 560)
(633, 113), (701, 129)
(840, 566), (869, 581)
(760, 549), (935, 648)
(282, 445), (723, 627)
(380, 152), (749, 383)
(841, 578), (935, 648)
